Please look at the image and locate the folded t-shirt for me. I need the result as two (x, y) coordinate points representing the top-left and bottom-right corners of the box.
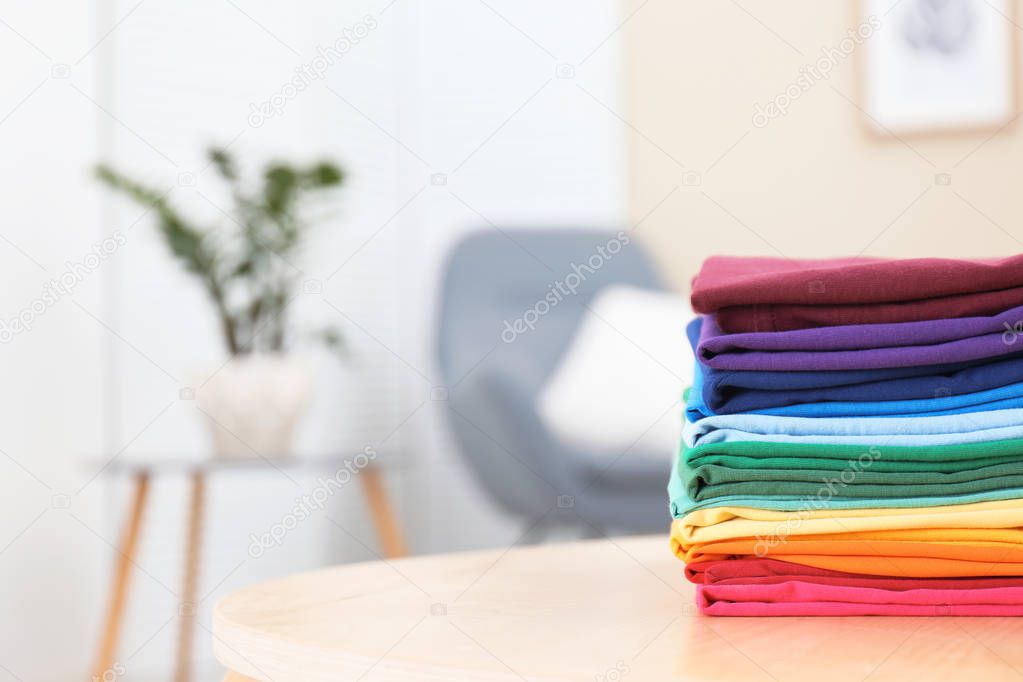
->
(695, 308), (1023, 371)
(687, 557), (1023, 587)
(686, 358), (1023, 420)
(696, 581), (1023, 616)
(684, 407), (1023, 448)
(687, 318), (1023, 414)
(690, 254), (1023, 332)
(683, 460), (1023, 503)
(684, 439), (1023, 473)
(699, 358), (1023, 415)
(690, 556), (1023, 615)
(671, 500), (1023, 577)
(669, 440), (1023, 515)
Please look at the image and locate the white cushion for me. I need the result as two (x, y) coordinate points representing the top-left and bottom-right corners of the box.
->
(537, 284), (693, 461)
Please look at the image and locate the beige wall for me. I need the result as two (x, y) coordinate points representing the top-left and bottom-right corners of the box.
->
(624, 0), (1022, 292)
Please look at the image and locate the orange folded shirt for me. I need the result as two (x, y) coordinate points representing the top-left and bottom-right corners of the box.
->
(672, 500), (1023, 578)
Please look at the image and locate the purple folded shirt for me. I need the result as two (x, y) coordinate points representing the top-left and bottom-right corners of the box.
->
(698, 305), (1023, 371)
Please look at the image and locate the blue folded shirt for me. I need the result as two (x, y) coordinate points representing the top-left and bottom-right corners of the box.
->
(688, 360), (1023, 419)
(687, 318), (1023, 419)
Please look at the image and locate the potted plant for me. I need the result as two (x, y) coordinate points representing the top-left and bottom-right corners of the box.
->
(96, 148), (345, 458)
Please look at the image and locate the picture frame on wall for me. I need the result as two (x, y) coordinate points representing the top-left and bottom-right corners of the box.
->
(858, 0), (1018, 135)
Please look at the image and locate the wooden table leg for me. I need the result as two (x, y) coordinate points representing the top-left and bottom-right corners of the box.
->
(174, 471), (206, 682)
(91, 471), (150, 681)
(222, 672), (259, 682)
(359, 465), (408, 559)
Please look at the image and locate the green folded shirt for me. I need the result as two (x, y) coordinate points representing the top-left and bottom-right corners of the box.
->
(684, 438), (1023, 471)
(670, 438), (1023, 517)
(684, 460), (1023, 502)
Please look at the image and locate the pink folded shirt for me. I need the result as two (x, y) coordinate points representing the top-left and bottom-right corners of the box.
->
(698, 581), (1023, 616)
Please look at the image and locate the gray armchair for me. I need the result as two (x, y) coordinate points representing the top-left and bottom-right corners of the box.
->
(436, 229), (672, 539)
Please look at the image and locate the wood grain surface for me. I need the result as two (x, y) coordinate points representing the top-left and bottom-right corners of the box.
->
(213, 535), (1023, 681)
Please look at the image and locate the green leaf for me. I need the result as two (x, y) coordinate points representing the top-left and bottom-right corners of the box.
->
(305, 162), (344, 187)
(95, 150), (347, 359)
(319, 326), (349, 357)
(208, 148), (237, 181)
(263, 164), (297, 215)
(96, 164), (209, 272)
(230, 258), (254, 278)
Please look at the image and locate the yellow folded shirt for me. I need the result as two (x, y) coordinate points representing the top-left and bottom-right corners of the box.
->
(678, 498), (1023, 545)
(671, 498), (1023, 578)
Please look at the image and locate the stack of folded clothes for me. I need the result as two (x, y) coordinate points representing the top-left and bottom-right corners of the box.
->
(669, 255), (1023, 616)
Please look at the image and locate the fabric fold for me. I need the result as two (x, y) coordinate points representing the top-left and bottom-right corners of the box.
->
(696, 581), (1023, 616)
(670, 501), (1023, 577)
(690, 254), (1023, 332)
(674, 253), (1023, 615)
(687, 557), (1023, 587)
(688, 319), (1023, 415)
(695, 310), (1023, 371)
(669, 441), (1023, 515)
(683, 460), (1023, 503)
(683, 407), (1023, 448)
(686, 356), (1023, 420)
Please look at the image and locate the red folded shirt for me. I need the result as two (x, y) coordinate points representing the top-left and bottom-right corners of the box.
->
(686, 558), (1023, 589)
(690, 255), (1023, 333)
(688, 559), (1023, 616)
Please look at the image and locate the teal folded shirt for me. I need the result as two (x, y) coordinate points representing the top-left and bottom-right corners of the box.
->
(668, 459), (1023, 517)
(668, 437), (1023, 517)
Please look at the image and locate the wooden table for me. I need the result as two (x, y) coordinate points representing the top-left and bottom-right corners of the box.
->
(212, 535), (1023, 681)
(89, 456), (407, 682)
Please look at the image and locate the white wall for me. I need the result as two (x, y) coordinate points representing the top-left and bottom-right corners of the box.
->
(0, 1), (626, 679)
(402, 0), (628, 551)
(625, 0), (1023, 289)
(0, 3), (107, 680)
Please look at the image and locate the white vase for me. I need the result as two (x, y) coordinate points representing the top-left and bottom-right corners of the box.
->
(195, 354), (311, 459)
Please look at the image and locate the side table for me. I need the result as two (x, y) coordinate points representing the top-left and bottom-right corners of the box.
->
(87, 455), (407, 682)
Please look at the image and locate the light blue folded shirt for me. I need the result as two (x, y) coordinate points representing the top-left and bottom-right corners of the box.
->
(684, 407), (1023, 448)
(686, 360), (1023, 420)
